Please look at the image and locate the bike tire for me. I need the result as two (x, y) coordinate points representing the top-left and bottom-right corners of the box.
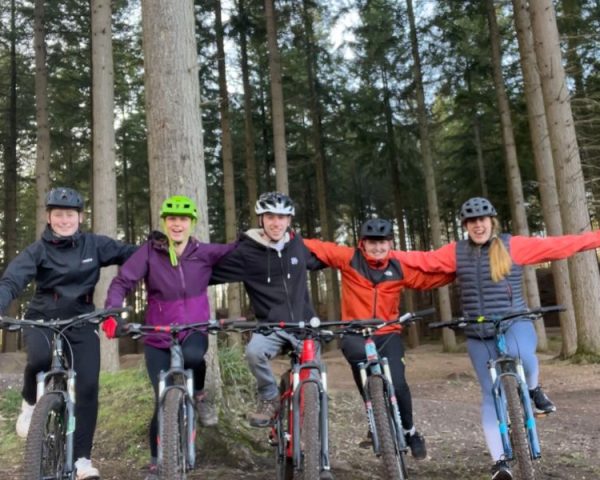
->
(23, 392), (68, 480)
(297, 382), (320, 480)
(368, 375), (407, 480)
(502, 375), (536, 480)
(275, 374), (293, 480)
(161, 388), (189, 480)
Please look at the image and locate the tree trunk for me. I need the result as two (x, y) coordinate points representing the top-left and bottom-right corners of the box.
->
(300, 0), (340, 321)
(34, 0), (50, 238)
(264, 0), (288, 193)
(485, 0), (547, 349)
(511, 0), (577, 357)
(2, 0), (20, 353)
(91, 0), (120, 372)
(215, 0), (242, 345)
(238, 0), (258, 227)
(529, 0), (600, 354)
(141, 0), (222, 397)
(406, 0), (455, 351)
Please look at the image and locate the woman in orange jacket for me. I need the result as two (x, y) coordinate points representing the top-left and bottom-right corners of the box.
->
(304, 218), (454, 460)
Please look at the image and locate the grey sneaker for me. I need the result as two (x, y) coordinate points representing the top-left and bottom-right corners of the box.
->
(491, 459), (513, 480)
(248, 397), (279, 428)
(195, 392), (218, 427)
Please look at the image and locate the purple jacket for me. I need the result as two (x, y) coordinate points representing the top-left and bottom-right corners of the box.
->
(105, 231), (236, 348)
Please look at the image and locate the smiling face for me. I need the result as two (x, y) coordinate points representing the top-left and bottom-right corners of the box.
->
(362, 238), (392, 260)
(261, 213), (292, 241)
(47, 208), (82, 237)
(164, 215), (193, 244)
(464, 216), (493, 244)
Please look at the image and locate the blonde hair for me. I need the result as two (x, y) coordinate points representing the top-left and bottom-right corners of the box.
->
(488, 218), (512, 282)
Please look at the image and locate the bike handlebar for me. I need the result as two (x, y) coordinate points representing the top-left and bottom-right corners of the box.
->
(428, 305), (565, 330)
(0, 307), (131, 332)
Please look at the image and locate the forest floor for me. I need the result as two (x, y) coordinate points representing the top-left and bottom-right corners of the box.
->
(0, 342), (599, 480)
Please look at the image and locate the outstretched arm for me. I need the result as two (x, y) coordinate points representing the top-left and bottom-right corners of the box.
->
(510, 231), (600, 265)
(105, 243), (150, 308)
(391, 243), (457, 274)
(303, 238), (354, 270)
(209, 246), (246, 285)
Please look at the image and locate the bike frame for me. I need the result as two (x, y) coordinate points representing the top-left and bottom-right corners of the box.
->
(489, 331), (541, 460)
(286, 336), (331, 473)
(156, 337), (196, 470)
(35, 332), (77, 476)
(358, 337), (407, 455)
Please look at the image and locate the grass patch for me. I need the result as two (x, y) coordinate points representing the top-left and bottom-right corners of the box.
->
(0, 388), (24, 462)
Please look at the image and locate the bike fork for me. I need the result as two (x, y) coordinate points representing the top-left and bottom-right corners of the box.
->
(515, 363), (541, 459)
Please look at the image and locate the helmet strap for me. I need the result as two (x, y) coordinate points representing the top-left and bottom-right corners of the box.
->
(161, 217), (196, 267)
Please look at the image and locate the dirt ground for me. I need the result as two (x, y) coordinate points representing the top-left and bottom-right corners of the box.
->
(1, 344), (599, 480)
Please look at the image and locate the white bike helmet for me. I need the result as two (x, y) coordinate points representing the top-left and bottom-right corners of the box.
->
(255, 192), (295, 216)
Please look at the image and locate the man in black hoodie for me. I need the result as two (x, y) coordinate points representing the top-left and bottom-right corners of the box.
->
(211, 192), (322, 427)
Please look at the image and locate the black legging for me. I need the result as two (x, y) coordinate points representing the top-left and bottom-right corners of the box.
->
(22, 324), (100, 460)
(144, 331), (208, 458)
(340, 332), (413, 430)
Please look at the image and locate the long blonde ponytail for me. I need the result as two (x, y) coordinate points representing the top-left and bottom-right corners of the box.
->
(489, 218), (512, 282)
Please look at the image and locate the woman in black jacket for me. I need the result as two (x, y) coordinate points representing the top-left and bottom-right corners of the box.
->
(0, 187), (136, 480)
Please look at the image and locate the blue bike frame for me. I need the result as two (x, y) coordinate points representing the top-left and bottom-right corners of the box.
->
(489, 331), (541, 460)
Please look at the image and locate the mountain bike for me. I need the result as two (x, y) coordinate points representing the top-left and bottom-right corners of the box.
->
(429, 305), (564, 480)
(326, 308), (435, 480)
(217, 318), (334, 480)
(0, 307), (129, 480)
(121, 321), (220, 480)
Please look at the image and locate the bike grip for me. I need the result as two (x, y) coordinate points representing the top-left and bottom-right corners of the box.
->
(428, 321), (451, 329)
(537, 305), (566, 315)
(413, 307), (436, 318)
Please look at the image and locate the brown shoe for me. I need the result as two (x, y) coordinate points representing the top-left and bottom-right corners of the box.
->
(248, 397), (279, 427)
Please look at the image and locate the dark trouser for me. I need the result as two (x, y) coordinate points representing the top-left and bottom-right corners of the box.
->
(144, 332), (208, 458)
(340, 333), (413, 430)
(22, 324), (100, 460)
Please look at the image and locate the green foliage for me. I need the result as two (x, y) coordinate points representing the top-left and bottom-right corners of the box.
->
(0, 388), (23, 460)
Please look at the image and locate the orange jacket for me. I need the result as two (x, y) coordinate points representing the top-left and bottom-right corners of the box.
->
(304, 238), (454, 334)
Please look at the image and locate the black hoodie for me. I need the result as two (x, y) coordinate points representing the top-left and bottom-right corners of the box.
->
(210, 228), (323, 323)
(0, 226), (136, 319)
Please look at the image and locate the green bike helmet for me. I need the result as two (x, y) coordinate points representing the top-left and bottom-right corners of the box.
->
(160, 195), (198, 220)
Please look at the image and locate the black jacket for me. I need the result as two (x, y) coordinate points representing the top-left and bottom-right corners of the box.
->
(210, 229), (322, 323)
(0, 226), (137, 319)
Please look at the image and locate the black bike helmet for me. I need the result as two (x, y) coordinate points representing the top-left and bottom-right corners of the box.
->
(45, 187), (84, 211)
(360, 218), (394, 239)
(255, 192), (295, 216)
(459, 197), (497, 223)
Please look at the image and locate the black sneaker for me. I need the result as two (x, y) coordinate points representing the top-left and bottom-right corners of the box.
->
(491, 460), (513, 480)
(529, 385), (556, 414)
(248, 397), (279, 428)
(358, 429), (373, 449)
(405, 431), (427, 460)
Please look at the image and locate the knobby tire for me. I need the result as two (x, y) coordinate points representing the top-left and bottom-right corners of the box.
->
(368, 375), (407, 480)
(502, 375), (536, 480)
(23, 392), (67, 480)
(297, 382), (320, 480)
(275, 374), (293, 480)
(161, 388), (188, 480)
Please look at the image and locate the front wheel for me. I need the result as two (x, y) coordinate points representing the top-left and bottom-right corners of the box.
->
(297, 382), (320, 480)
(161, 388), (190, 480)
(502, 375), (536, 480)
(368, 375), (407, 480)
(23, 392), (68, 480)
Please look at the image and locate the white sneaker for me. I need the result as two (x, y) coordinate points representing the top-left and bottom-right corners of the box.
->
(16, 400), (35, 438)
(74, 457), (100, 479)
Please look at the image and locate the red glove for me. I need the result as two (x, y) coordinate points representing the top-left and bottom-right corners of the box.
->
(102, 316), (119, 339)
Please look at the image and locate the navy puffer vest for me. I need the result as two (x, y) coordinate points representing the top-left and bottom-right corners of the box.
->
(456, 234), (527, 338)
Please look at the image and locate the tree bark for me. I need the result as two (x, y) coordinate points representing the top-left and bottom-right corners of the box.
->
(91, 0), (120, 371)
(238, 0), (258, 227)
(34, 0), (50, 238)
(511, 0), (577, 356)
(406, 0), (456, 351)
(264, 0), (288, 193)
(486, 0), (547, 349)
(215, 0), (242, 345)
(142, 0), (222, 396)
(529, 0), (600, 354)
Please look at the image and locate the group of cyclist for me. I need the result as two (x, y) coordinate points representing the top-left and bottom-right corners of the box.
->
(1, 187), (599, 480)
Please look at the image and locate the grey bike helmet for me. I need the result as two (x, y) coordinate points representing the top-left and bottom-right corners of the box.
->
(360, 218), (394, 239)
(255, 192), (295, 216)
(45, 187), (84, 211)
(459, 197), (497, 222)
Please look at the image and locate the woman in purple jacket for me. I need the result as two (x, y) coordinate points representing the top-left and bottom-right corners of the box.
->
(102, 195), (235, 479)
